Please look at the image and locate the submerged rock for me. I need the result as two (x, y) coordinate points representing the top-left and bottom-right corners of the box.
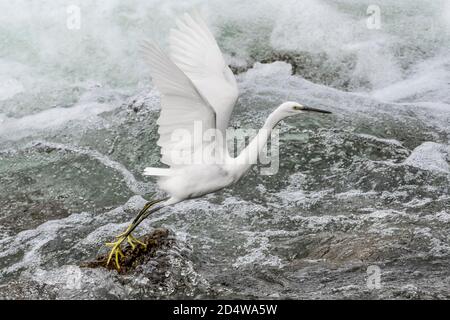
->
(81, 227), (174, 274)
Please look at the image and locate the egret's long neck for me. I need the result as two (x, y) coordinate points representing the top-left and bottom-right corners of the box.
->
(233, 109), (284, 171)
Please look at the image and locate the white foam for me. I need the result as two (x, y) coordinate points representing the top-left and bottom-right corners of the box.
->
(371, 55), (450, 103)
(0, 102), (115, 140)
(0, 195), (146, 276)
(442, 0), (450, 32)
(232, 233), (283, 268)
(404, 142), (450, 173)
(356, 134), (403, 147)
(0, 77), (24, 101)
(271, 0), (403, 89)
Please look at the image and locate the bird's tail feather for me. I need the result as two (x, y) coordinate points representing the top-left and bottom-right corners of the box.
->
(143, 167), (172, 176)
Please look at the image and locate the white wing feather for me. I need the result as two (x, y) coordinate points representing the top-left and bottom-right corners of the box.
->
(169, 11), (238, 133)
(141, 42), (216, 168)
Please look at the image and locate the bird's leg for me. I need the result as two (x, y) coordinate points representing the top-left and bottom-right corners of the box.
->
(115, 198), (162, 238)
(114, 200), (164, 249)
(104, 198), (165, 270)
(123, 198), (169, 250)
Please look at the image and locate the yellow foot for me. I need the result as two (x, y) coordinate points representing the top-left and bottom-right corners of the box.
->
(105, 229), (147, 270)
(126, 234), (147, 251)
(114, 228), (147, 251)
(105, 237), (125, 270)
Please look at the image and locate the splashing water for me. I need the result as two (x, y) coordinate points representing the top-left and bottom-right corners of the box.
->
(0, 0), (449, 299)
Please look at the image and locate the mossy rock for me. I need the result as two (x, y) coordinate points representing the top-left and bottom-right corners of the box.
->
(81, 227), (174, 274)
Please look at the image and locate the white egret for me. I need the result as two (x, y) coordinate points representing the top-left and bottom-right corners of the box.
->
(105, 11), (331, 270)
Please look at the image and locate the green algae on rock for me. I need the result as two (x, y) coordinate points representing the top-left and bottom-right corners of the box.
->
(81, 228), (174, 274)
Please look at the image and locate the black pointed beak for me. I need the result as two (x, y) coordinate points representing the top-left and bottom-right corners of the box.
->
(303, 106), (332, 114)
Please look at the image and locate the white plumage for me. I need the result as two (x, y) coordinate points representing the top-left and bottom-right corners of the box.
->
(141, 11), (331, 205)
(169, 11), (239, 134)
(105, 11), (331, 270)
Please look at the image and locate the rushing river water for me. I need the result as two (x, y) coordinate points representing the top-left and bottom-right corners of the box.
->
(0, 0), (449, 299)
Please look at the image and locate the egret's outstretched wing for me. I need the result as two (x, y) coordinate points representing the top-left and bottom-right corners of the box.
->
(142, 42), (216, 167)
(169, 11), (238, 133)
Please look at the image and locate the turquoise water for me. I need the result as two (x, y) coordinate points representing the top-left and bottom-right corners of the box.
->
(0, 0), (449, 299)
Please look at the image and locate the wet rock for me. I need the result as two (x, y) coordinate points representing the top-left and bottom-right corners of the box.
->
(81, 227), (174, 274)
(228, 50), (361, 91)
(0, 279), (57, 300)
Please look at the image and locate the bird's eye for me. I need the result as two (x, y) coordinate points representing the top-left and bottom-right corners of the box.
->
(293, 105), (302, 110)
